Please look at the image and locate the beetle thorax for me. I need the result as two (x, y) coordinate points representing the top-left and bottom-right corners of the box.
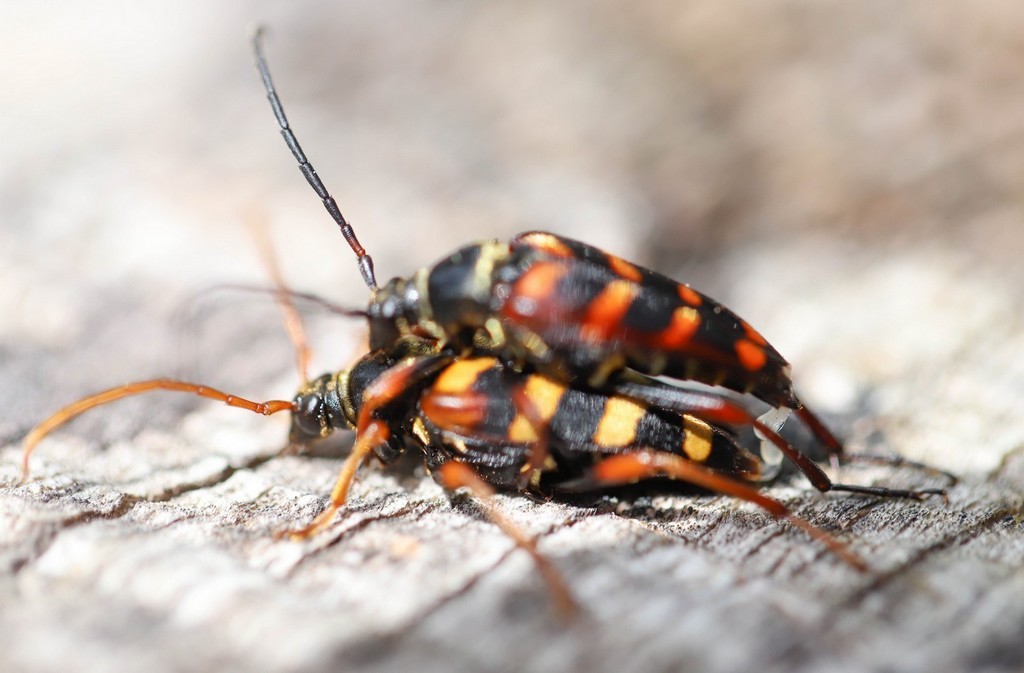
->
(423, 240), (511, 340)
(367, 241), (511, 353)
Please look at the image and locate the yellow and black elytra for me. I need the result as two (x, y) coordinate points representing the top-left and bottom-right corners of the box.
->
(284, 346), (760, 497)
(279, 338), (764, 498)
(418, 357), (764, 493)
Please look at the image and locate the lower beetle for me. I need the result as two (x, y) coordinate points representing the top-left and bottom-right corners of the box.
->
(23, 334), (874, 617)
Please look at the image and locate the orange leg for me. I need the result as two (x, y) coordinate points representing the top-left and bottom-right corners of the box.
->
(611, 381), (946, 500)
(282, 355), (452, 540)
(612, 380), (835, 491)
(247, 209), (314, 383)
(586, 450), (868, 572)
(277, 418), (388, 540)
(510, 387), (552, 490)
(436, 461), (578, 620)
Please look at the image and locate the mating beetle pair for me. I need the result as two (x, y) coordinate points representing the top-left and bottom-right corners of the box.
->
(22, 32), (944, 610)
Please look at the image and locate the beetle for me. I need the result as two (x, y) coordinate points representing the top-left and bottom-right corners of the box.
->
(252, 31), (937, 501)
(22, 334), (868, 618)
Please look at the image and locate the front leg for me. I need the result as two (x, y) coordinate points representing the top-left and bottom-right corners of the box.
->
(282, 355), (452, 540)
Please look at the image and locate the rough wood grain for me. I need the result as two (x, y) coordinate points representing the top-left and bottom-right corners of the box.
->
(3, 4), (1024, 673)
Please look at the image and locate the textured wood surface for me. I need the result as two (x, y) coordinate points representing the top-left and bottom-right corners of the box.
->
(3, 4), (1024, 673)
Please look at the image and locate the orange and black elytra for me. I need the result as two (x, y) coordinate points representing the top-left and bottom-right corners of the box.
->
(21, 29), (949, 617)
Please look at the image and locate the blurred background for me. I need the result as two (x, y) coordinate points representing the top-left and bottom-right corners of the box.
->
(3, 4), (1024, 673)
(2, 1), (1023, 478)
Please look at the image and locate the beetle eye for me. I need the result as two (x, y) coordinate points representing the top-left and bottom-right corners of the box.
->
(292, 393), (324, 437)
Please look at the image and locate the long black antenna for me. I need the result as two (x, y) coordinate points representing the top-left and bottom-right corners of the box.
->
(252, 28), (378, 291)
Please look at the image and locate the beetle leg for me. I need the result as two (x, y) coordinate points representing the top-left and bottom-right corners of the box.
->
(577, 450), (867, 572)
(509, 386), (552, 491)
(793, 404), (844, 460)
(279, 420), (387, 540)
(610, 379), (947, 500)
(611, 379), (834, 492)
(841, 452), (958, 486)
(436, 461), (578, 620)
(247, 209), (314, 383)
(282, 354), (452, 540)
(826, 439), (954, 498)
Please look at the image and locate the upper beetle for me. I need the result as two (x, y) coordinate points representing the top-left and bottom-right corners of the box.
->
(254, 33), (842, 459)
